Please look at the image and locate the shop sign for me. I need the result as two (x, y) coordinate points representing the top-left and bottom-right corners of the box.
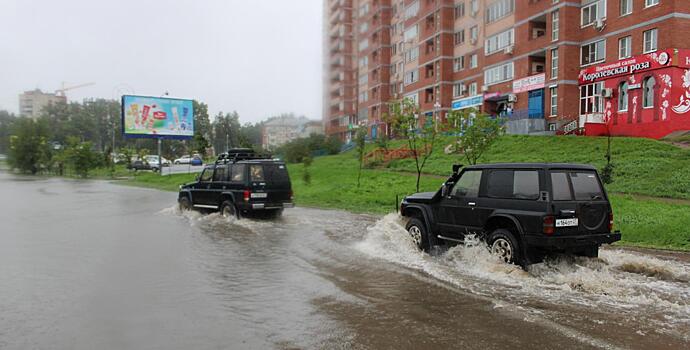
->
(451, 95), (483, 110)
(578, 50), (673, 84)
(512, 73), (546, 93)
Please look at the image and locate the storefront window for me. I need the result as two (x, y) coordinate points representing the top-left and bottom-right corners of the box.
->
(618, 82), (628, 111)
(643, 76), (655, 108)
(580, 82), (604, 116)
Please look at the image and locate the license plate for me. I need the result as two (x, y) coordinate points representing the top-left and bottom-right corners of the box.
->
(556, 218), (579, 227)
(250, 193), (268, 198)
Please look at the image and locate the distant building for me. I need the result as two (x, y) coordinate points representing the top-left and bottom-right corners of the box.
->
(18, 89), (66, 118)
(262, 115), (324, 150)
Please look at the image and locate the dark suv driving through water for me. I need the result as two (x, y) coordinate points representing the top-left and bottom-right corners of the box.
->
(400, 163), (621, 266)
(178, 149), (294, 218)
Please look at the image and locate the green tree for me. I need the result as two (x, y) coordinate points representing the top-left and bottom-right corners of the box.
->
(63, 137), (99, 177)
(354, 126), (367, 187)
(193, 100), (211, 140)
(0, 110), (17, 154)
(302, 155), (312, 185)
(445, 108), (505, 165)
(7, 117), (52, 174)
(385, 98), (442, 192)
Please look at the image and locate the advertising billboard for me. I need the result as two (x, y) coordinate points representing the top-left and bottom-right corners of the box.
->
(121, 95), (194, 139)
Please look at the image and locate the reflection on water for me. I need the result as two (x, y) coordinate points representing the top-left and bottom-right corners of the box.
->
(0, 172), (688, 349)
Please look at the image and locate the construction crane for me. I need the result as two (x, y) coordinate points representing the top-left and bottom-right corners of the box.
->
(55, 82), (95, 97)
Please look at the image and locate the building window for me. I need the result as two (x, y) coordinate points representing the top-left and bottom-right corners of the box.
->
(618, 82), (628, 111)
(454, 29), (465, 45)
(645, 0), (659, 7)
(454, 2), (465, 18)
(643, 29), (658, 53)
(405, 1), (420, 20)
(470, 0), (479, 15)
(359, 39), (369, 51)
(470, 26), (478, 42)
(404, 70), (419, 85)
(581, 0), (606, 27)
(485, 28), (514, 55)
(619, 36), (631, 59)
(581, 39), (606, 66)
(404, 25), (418, 42)
(470, 54), (478, 68)
(485, 0), (514, 24)
(643, 76), (655, 108)
(620, 0), (632, 16)
(550, 86), (558, 116)
(549, 123), (557, 131)
(359, 22), (369, 34)
(580, 82), (604, 116)
(359, 3), (370, 16)
(484, 62), (514, 86)
(550, 48), (558, 79)
(404, 46), (419, 62)
(552, 10), (559, 41)
(453, 83), (465, 97)
(468, 82), (477, 96)
(453, 56), (465, 72)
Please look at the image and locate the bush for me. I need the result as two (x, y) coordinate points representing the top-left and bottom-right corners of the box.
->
(63, 137), (100, 177)
(7, 117), (52, 174)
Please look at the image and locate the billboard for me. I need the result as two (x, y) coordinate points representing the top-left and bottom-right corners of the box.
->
(121, 95), (194, 139)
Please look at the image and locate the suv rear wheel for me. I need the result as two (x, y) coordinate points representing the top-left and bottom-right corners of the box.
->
(220, 200), (238, 219)
(405, 218), (431, 252)
(488, 229), (521, 265)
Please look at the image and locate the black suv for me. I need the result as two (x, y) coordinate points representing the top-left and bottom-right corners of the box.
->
(178, 149), (294, 218)
(400, 163), (621, 266)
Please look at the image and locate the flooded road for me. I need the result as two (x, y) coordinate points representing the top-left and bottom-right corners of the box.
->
(0, 172), (689, 349)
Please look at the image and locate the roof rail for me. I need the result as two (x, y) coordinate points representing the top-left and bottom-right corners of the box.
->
(214, 149), (273, 165)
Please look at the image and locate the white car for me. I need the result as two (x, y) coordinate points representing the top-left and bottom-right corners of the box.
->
(174, 155), (193, 164)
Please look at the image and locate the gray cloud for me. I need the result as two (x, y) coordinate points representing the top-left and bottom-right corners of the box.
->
(0, 0), (323, 123)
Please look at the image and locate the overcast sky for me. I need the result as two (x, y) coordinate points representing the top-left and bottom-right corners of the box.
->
(0, 0), (323, 124)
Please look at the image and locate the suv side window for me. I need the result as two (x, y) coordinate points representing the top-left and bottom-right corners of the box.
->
(199, 168), (213, 182)
(486, 170), (540, 200)
(230, 164), (246, 182)
(212, 166), (227, 182)
(451, 170), (482, 197)
(570, 172), (604, 200)
(250, 165), (265, 182)
(550, 172), (573, 201)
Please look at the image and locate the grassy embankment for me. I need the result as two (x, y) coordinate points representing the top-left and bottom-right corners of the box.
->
(122, 135), (690, 251)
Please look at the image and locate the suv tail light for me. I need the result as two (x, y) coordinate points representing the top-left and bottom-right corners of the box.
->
(608, 212), (614, 231)
(543, 215), (555, 236)
(243, 190), (250, 202)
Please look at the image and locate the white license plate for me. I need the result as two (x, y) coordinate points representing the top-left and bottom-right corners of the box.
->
(250, 193), (268, 198)
(556, 218), (579, 227)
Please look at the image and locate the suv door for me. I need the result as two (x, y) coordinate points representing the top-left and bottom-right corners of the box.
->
(436, 169), (482, 237)
(208, 165), (228, 207)
(191, 167), (215, 207)
(549, 170), (610, 235)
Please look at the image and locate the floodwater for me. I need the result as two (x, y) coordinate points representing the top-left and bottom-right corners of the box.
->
(0, 172), (688, 349)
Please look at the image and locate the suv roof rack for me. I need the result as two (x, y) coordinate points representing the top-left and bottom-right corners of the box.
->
(214, 148), (273, 165)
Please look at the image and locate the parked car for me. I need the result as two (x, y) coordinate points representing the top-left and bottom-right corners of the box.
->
(130, 159), (155, 172)
(400, 163), (621, 267)
(190, 155), (203, 166)
(178, 149), (293, 219)
(145, 155), (170, 169)
(174, 155), (192, 164)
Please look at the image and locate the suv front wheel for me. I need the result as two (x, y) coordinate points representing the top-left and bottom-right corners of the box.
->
(405, 218), (431, 252)
(488, 229), (521, 265)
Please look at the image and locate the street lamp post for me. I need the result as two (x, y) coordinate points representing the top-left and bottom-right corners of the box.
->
(434, 101), (441, 132)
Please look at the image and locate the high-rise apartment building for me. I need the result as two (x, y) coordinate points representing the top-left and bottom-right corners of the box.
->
(324, 0), (690, 140)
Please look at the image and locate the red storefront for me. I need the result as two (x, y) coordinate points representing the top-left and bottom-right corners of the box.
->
(578, 49), (690, 139)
